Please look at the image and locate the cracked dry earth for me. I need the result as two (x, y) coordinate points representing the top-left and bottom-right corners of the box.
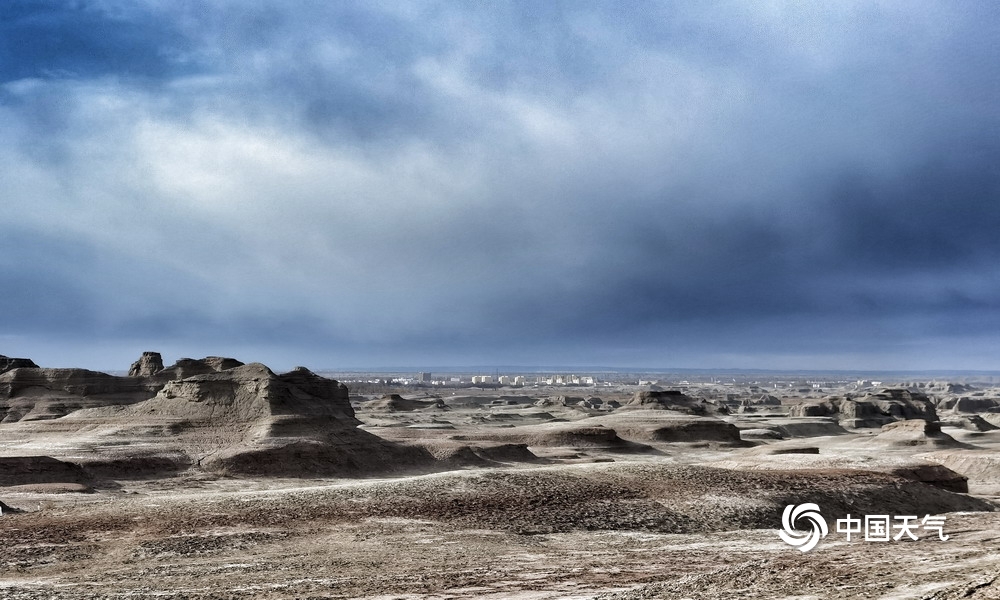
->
(2, 463), (999, 600)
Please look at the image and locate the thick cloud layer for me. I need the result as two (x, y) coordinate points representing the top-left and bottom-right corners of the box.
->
(2, 1), (999, 370)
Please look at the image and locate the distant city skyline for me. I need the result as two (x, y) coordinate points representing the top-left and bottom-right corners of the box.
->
(3, 2), (999, 372)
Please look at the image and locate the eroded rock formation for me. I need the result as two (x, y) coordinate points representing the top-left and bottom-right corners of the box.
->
(626, 390), (729, 415)
(0, 353), (257, 423)
(77, 362), (435, 476)
(789, 389), (938, 428)
(128, 352), (164, 377)
(0, 355), (38, 374)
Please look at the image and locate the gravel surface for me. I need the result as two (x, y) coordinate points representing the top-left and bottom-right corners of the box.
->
(2, 462), (997, 599)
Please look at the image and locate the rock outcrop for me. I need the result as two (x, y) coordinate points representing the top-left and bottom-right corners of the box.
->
(73, 363), (436, 476)
(862, 389), (938, 420)
(789, 389), (938, 428)
(626, 390), (728, 415)
(0, 354), (258, 423)
(0, 355), (38, 374)
(153, 356), (245, 381)
(128, 352), (164, 377)
(0, 367), (158, 422)
(940, 414), (1000, 431)
(937, 396), (1000, 413)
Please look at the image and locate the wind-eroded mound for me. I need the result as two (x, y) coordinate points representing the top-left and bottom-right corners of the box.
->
(362, 394), (448, 412)
(0, 354), (253, 424)
(791, 389), (938, 428)
(70, 363), (436, 477)
(11, 463), (988, 537)
(0, 368), (157, 422)
(625, 390), (728, 415)
(936, 396), (1000, 413)
(0, 456), (93, 487)
(0, 355), (38, 374)
(922, 450), (1000, 485)
(707, 453), (972, 493)
(407, 441), (541, 467)
(465, 423), (654, 452)
(579, 412), (745, 445)
(868, 419), (967, 448)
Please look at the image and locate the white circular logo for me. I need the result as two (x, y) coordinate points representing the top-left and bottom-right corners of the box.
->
(779, 503), (828, 552)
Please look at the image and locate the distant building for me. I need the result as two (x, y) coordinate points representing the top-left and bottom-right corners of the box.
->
(498, 375), (513, 385)
(418, 372), (431, 382)
(472, 375), (494, 384)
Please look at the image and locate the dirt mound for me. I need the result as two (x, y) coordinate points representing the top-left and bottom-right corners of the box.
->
(473, 442), (540, 463)
(363, 394), (448, 411)
(468, 423), (655, 453)
(938, 396), (1000, 413)
(869, 419), (967, 448)
(528, 425), (626, 447)
(204, 437), (435, 477)
(76, 452), (193, 479)
(763, 446), (820, 455)
(440, 395), (502, 408)
(922, 450), (1000, 485)
(739, 428), (785, 440)
(2, 482), (92, 494)
(774, 419), (848, 437)
(587, 413), (745, 445)
(0, 456), (93, 487)
(273, 464), (995, 534)
(646, 420), (742, 443)
(405, 441), (540, 467)
(708, 454), (973, 494)
(882, 462), (971, 493)
(940, 414), (1000, 431)
(625, 390), (727, 415)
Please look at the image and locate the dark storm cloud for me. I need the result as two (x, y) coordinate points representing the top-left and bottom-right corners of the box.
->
(2, 1), (1000, 370)
(0, 1), (194, 83)
(825, 147), (1000, 269)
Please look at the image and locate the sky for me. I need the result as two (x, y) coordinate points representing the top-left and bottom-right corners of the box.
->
(2, 1), (999, 372)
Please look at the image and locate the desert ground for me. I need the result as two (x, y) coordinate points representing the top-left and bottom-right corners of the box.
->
(2, 353), (1000, 599)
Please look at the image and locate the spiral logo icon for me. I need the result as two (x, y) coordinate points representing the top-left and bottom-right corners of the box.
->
(778, 503), (828, 552)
